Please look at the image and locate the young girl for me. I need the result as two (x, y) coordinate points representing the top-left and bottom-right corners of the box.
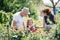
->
(27, 18), (38, 32)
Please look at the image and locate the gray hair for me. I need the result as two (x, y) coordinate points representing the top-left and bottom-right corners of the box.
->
(22, 7), (30, 14)
(22, 7), (29, 11)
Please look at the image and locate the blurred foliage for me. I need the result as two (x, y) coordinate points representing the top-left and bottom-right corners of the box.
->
(0, 10), (13, 24)
(0, 0), (60, 40)
(0, 0), (42, 24)
(0, 13), (60, 40)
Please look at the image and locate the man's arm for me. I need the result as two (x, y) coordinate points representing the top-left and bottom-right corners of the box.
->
(13, 20), (18, 29)
(13, 20), (17, 26)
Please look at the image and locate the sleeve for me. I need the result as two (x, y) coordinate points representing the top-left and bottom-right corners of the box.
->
(13, 15), (18, 22)
(44, 16), (50, 25)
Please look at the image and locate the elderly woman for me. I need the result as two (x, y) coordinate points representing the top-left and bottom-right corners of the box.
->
(41, 9), (56, 28)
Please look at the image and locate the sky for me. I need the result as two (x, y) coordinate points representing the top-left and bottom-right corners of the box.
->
(42, 0), (58, 4)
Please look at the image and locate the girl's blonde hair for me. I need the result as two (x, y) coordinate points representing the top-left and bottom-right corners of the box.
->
(27, 18), (33, 27)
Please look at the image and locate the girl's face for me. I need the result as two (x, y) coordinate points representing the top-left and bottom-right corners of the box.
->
(28, 20), (33, 26)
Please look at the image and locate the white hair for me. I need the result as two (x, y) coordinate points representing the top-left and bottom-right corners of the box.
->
(22, 7), (30, 14)
(22, 7), (29, 11)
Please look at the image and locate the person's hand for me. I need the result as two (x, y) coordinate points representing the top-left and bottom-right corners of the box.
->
(18, 29), (25, 34)
(43, 26), (45, 28)
(14, 26), (19, 30)
(36, 30), (40, 33)
(10, 28), (16, 32)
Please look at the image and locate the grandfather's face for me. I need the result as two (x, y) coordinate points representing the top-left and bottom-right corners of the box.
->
(22, 10), (28, 16)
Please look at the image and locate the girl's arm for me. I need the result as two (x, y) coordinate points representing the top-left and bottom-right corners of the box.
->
(23, 22), (25, 31)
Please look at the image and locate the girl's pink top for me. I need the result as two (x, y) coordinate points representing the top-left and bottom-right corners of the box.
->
(27, 26), (37, 32)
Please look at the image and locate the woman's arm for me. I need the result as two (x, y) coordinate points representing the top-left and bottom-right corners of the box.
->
(43, 18), (46, 28)
(54, 16), (56, 23)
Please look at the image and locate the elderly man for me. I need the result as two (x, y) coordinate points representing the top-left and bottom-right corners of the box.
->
(11, 7), (30, 31)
